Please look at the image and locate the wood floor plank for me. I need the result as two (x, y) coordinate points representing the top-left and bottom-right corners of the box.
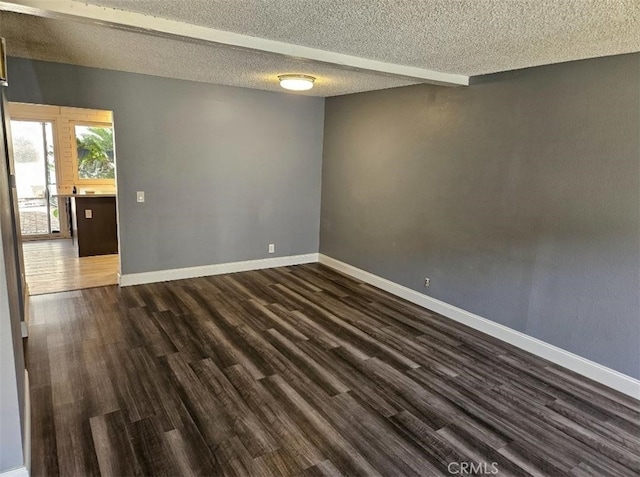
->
(274, 284), (421, 370)
(126, 346), (190, 433)
(89, 410), (143, 477)
(247, 299), (310, 341)
(297, 340), (402, 418)
(128, 417), (180, 477)
(261, 374), (385, 477)
(265, 328), (351, 396)
(224, 363), (327, 470)
(26, 263), (640, 477)
(24, 322), (47, 368)
(546, 399), (640, 453)
(77, 338), (120, 418)
(328, 392), (442, 477)
(161, 352), (233, 448)
(191, 358), (280, 458)
(103, 342), (156, 423)
(150, 310), (211, 364)
(253, 449), (304, 477)
(215, 436), (262, 477)
(52, 399), (101, 477)
(163, 424), (219, 476)
(23, 239), (119, 295)
(298, 459), (344, 477)
(127, 306), (177, 357)
(435, 424), (532, 476)
(30, 385), (60, 477)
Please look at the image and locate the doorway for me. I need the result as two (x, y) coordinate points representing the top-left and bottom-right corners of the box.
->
(9, 103), (120, 296)
(11, 119), (66, 238)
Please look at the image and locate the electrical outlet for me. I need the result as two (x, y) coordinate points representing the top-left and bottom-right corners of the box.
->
(268, 243), (275, 254)
(424, 277), (431, 288)
(85, 209), (93, 219)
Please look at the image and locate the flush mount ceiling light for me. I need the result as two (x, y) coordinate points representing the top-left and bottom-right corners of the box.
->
(278, 74), (316, 91)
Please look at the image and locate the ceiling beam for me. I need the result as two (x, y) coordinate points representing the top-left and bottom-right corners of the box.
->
(0, 0), (469, 86)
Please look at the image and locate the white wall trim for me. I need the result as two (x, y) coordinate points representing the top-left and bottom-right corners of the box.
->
(0, 467), (29, 477)
(0, 0), (469, 86)
(119, 253), (319, 287)
(319, 254), (640, 399)
(23, 370), (30, 476)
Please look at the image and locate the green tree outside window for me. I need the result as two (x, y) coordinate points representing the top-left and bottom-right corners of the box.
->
(75, 126), (115, 179)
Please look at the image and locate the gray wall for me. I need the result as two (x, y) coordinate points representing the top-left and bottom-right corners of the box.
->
(8, 58), (324, 274)
(321, 53), (640, 378)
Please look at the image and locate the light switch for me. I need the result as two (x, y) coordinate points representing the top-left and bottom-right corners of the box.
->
(136, 191), (145, 203)
(85, 209), (93, 219)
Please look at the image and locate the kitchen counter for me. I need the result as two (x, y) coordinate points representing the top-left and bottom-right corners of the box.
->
(57, 193), (117, 198)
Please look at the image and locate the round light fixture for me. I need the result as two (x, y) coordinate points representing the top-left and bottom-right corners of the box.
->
(278, 74), (315, 91)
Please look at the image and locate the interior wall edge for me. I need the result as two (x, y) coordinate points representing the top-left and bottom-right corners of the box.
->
(318, 253), (640, 400)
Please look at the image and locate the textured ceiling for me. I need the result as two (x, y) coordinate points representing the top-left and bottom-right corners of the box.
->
(0, 12), (417, 96)
(85, 0), (640, 75)
(0, 0), (638, 97)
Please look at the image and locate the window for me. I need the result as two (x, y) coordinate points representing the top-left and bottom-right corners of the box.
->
(9, 103), (115, 196)
(74, 124), (115, 181)
(11, 120), (62, 236)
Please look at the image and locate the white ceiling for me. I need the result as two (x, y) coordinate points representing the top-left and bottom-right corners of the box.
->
(0, 0), (638, 97)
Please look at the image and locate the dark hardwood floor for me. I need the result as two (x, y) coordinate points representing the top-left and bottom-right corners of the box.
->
(27, 264), (640, 476)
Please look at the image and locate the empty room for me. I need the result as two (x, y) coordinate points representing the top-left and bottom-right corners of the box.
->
(0, 1), (638, 476)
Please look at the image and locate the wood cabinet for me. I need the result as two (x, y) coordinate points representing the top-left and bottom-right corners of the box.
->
(70, 195), (118, 257)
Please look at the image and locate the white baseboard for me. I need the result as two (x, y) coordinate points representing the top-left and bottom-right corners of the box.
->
(0, 467), (29, 477)
(318, 254), (640, 399)
(23, 370), (30, 475)
(119, 253), (320, 287)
